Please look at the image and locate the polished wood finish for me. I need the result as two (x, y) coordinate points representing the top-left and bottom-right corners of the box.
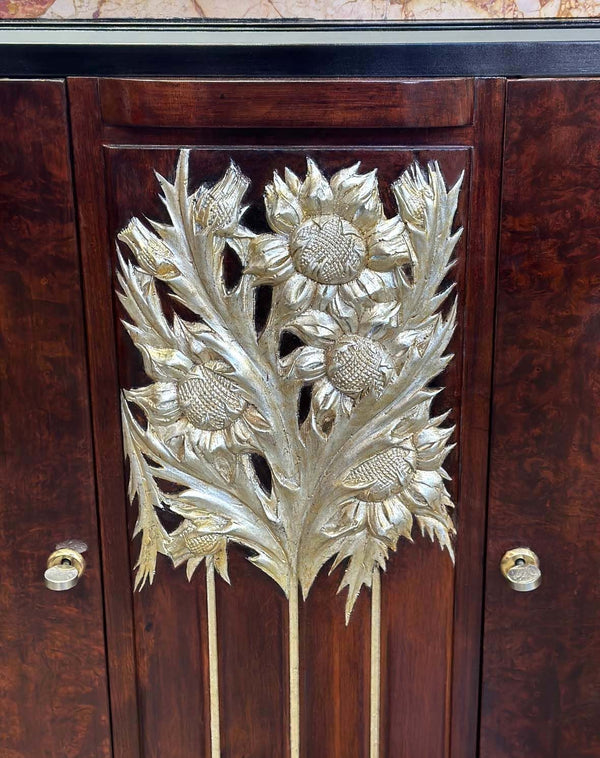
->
(68, 76), (503, 758)
(481, 79), (600, 758)
(98, 77), (474, 129)
(0, 80), (111, 758)
(449, 77), (505, 758)
(68, 77), (141, 758)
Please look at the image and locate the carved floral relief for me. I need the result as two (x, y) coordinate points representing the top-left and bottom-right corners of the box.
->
(117, 152), (461, 757)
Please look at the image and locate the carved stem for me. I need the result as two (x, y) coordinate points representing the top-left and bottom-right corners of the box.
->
(289, 579), (300, 758)
(370, 568), (381, 758)
(206, 559), (221, 758)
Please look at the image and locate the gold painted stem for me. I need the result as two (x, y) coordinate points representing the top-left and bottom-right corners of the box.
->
(370, 568), (381, 758)
(289, 580), (300, 758)
(206, 559), (221, 758)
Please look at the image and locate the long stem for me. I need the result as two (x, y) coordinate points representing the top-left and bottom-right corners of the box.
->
(370, 568), (381, 758)
(289, 579), (300, 758)
(206, 559), (221, 758)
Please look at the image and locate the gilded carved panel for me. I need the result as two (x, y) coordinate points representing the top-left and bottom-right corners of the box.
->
(117, 152), (461, 756)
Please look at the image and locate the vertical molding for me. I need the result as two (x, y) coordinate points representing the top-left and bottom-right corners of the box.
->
(67, 77), (141, 758)
(449, 77), (506, 758)
(206, 560), (221, 758)
(370, 569), (381, 758)
(289, 584), (300, 758)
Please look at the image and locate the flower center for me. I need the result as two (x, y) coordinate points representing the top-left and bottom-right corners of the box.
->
(347, 444), (418, 502)
(183, 531), (222, 556)
(326, 335), (388, 398)
(177, 366), (247, 431)
(289, 214), (366, 285)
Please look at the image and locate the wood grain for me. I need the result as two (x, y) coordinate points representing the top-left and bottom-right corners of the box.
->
(0, 80), (111, 758)
(98, 78), (474, 129)
(449, 77), (506, 758)
(68, 77), (141, 758)
(480, 78), (600, 758)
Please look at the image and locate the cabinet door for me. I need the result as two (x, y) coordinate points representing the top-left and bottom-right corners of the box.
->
(481, 79), (600, 758)
(68, 77), (503, 758)
(0, 81), (112, 758)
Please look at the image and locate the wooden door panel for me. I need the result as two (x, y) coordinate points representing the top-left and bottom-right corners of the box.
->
(0, 80), (112, 758)
(68, 77), (504, 758)
(481, 79), (600, 757)
(105, 144), (467, 758)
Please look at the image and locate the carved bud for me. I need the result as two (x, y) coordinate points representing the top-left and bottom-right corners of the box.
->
(194, 162), (250, 235)
(118, 218), (180, 280)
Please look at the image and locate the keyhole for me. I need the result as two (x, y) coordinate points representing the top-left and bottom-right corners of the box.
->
(61, 558), (72, 566)
(514, 558), (526, 567)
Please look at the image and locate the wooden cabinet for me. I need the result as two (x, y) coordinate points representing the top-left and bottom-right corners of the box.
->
(480, 79), (600, 758)
(0, 80), (112, 758)
(0, 75), (598, 758)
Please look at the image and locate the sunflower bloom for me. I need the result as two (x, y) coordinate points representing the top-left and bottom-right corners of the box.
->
(246, 159), (414, 310)
(327, 402), (455, 555)
(280, 299), (432, 434)
(124, 336), (269, 468)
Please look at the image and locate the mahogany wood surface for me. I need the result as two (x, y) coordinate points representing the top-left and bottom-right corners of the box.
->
(0, 80), (111, 758)
(68, 77), (142, 758)
(449, 77), (505, 758)
(480, 79), (600, 758)
(98, 78), (474, 130)
(68, 77), (503, 758)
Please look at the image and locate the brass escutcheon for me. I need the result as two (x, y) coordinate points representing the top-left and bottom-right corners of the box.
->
(500, 547), (541, 592)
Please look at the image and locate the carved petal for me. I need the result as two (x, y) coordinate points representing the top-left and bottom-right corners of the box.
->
(284, 166), (302, 194)
(264, 172), (303, 235)
(243, 405), (271, 432)
(330, 162), (361, 199)
(415, 425), (454, 469)
(167, 501), (232, 533)
(328, 295), (360, 334)
(311, 377), (350, 433)
(125, 382), (180, 425)
(136, 345), (193, 383)
(361, 301), (401, 341)
(392, 163), (433, 229)
(383, 496), (413, 539)
(285, 309), (343, 347)
(331, 164), (383, 231)
(367, 497), (413, 541)
(411, 469), (448, 509)
(299, 158), (334, 216)
(366, 215), (413, 271)
(246, 234), (294, 284)
(339, 269), (390, 304)
(281, 272), (316, 311)
(417, 513), (455, 561)
(280, 346), (326, 381)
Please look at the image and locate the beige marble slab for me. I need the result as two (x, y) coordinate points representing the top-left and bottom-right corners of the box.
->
(1, 0), (599, 25)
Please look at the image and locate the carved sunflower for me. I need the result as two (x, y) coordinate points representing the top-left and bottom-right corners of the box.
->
(328, 402), (455, 555)
(280, 299), (431, 433)
(124, 341), (269, 467)
(246, 159), (413, 309)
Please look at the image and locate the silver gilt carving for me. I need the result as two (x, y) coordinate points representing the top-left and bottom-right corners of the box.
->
(118, 151), (461, 619)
